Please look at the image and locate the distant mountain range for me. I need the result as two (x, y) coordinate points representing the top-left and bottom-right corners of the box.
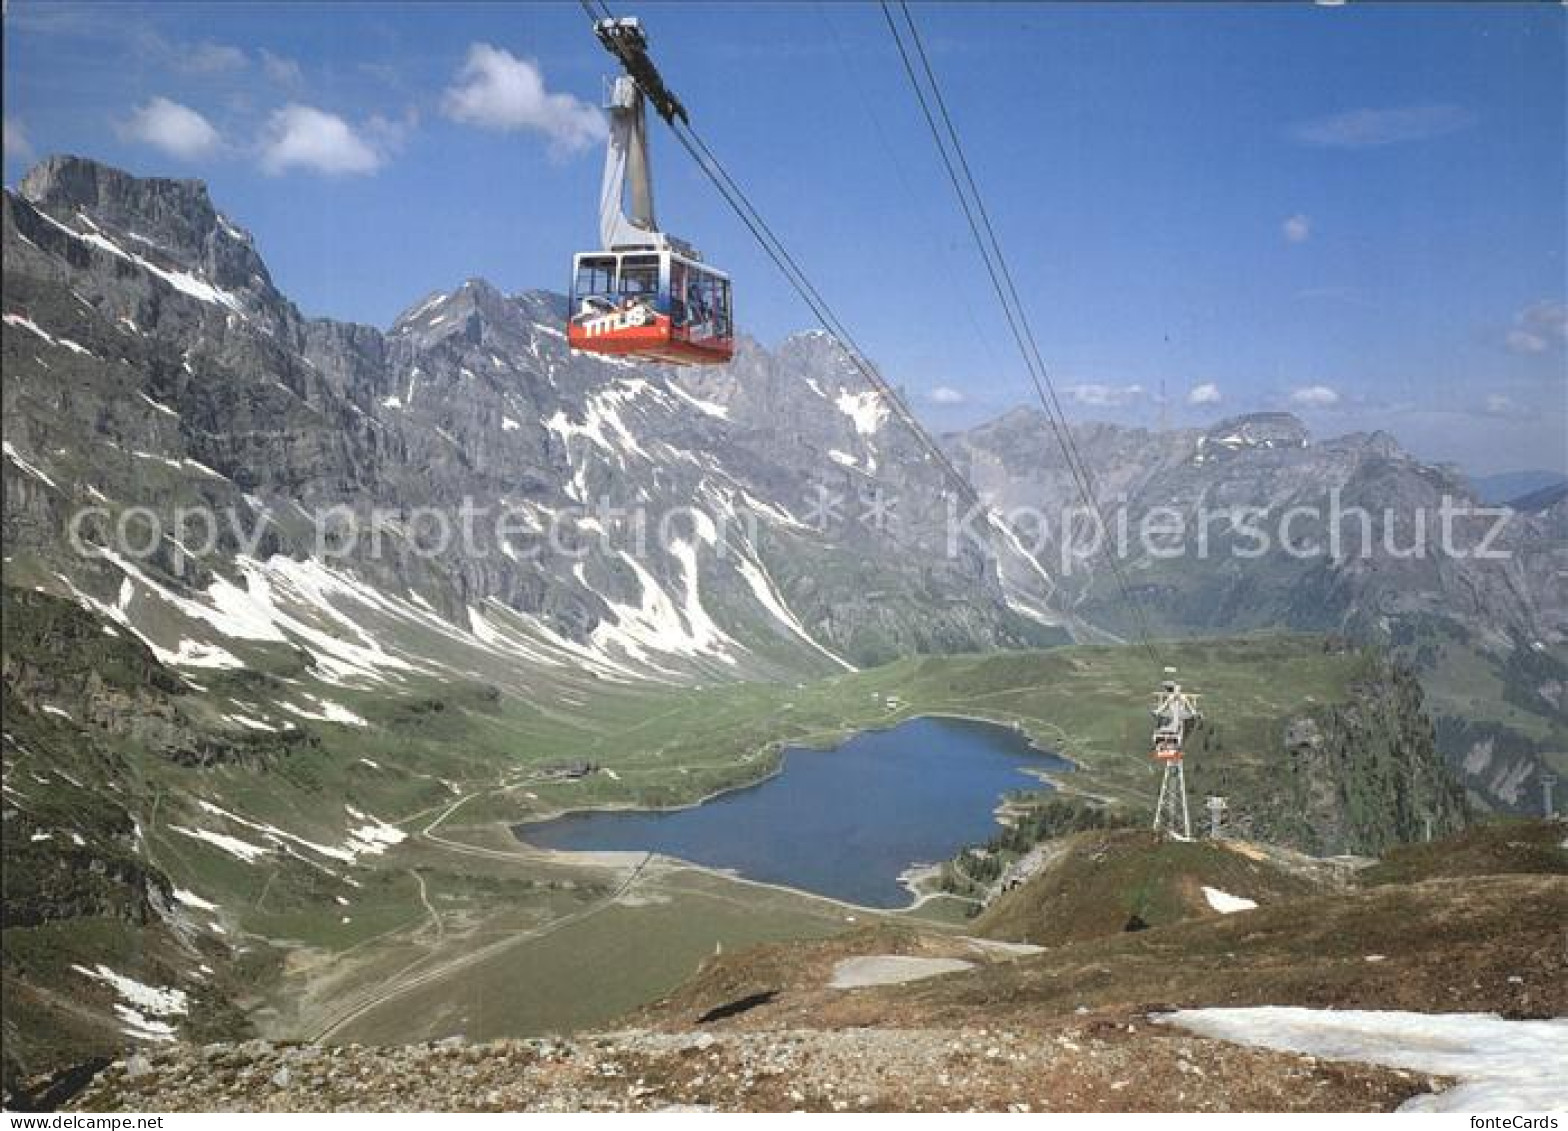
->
(1470, 469), (1568, 506)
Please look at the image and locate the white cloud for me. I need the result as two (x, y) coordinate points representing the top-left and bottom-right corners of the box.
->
(119, 97), (221, 160)
(258, 104), (385, 176)
(928, 385), (966, 406)
(1282, 214), (1311, 243)
(441, 44), (604, 153)
(1504, 299), (1567, 355)
(1187, 382), (1222, 406)
(1065, 383), (1145, 408)
(1506, 328), (1547, 355)
(3, 115), (33, 162)
(1289, 384), (1341, 408)
(260, 49), (304, 90)
(181, 40), (249, 75)
(1483, 394), (1518, 416)
(1290, 104), (1476, 148)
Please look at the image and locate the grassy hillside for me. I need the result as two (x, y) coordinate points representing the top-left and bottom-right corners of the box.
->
(972, 829), (1332, 946)
(0, 585), (1472, 1094)
(634, 820), (1567, 1036)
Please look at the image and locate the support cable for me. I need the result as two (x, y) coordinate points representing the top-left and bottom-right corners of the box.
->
(882, 1), (1163, 664)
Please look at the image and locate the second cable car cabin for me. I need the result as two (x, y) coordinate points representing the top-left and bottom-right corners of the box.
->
(568, 19), (734, 366)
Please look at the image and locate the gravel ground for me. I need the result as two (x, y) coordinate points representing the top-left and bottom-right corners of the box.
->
(73, 1017), (1443, 1113)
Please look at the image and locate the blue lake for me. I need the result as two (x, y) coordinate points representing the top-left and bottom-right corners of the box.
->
(514, 716), (1070, 908)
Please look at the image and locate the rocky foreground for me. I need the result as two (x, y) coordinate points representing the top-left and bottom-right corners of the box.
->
(75, 1017), (1441, 1113)
(60, 825), (1567, 1113)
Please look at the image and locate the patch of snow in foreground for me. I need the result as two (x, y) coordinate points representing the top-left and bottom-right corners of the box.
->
(1202, 886), (1257, 914)
(115, 1006), (178, 1042)
(1161, 1007), (1568, 1112)
(830, 955), (975, 989)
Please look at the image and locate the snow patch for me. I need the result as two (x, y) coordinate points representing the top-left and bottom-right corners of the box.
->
(3, 440), (59, 490)
(169, 824), (272, 863)
(138, 392), (179, 418)
(343, 806), (407, 856)
(667, 383), (730, 419)
(734, 552), (855, 671)
(3, 313), (57, 345)
(34, 211), (245, 312)
(280, 695), (368, 727)
(830, 956), (974, 988)
(72, 964), (188, 1019)
(115, 1006), (178, 1042)
(172, 888), (219, 912)
(545, 380), (652, 464)
(1202, 886), (1257, 914)
(835, 389), (887, 436)
(5, 311), (97, 356)
(1161, 1007), (1568, 1113)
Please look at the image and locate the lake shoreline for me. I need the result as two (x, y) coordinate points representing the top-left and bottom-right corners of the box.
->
(511, 710), (1080, 831)
(510, 714), (1076, 909)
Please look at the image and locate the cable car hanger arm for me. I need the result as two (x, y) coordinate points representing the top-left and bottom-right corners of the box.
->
(592, 14), (688, 126)
(580, 2), (687, 125)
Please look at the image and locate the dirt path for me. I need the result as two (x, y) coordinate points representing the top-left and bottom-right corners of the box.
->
(311, 852), (653, 1042)
(409, 869), (442, 939)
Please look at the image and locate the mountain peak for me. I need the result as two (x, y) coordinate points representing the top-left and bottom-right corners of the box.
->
(16, 154), (272, 297)
(386, 280), (569, 351)
(1201, 412), (1310, 450)
(20, 154), (213, 218)
(390, 277), (510, 338)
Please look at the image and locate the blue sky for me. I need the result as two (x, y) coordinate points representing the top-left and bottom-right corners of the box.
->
(4, 2), (1564, 475)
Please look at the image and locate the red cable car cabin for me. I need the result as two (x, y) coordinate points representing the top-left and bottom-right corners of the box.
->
(569, 249), (733, 366)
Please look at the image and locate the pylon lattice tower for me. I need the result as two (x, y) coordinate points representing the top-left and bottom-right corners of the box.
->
(1151, 676), (1202, 840)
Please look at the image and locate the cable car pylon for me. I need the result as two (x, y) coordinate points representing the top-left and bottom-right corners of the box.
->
(1150, 673), (1202, 839)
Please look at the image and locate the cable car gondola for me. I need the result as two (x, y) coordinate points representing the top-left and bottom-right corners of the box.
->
(568, 18), (734, 366)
